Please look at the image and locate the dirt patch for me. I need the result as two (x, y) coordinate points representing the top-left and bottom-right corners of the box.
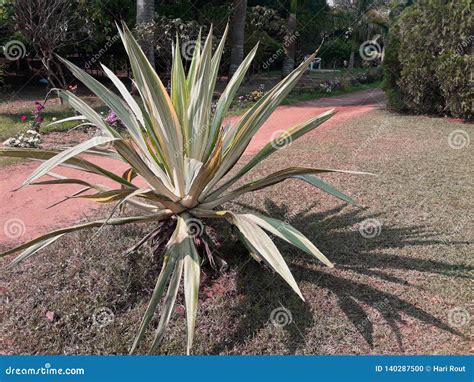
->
(40, 129), (92, 150)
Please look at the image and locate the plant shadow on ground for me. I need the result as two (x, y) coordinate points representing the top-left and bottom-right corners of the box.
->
(210, 199), (470, 354)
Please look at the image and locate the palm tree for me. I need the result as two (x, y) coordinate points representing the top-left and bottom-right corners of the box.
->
(338, 0), (389, 69)
(229, 0), (247, 77)
(136, 0), (155, 67)
(281, 0), (298, 77)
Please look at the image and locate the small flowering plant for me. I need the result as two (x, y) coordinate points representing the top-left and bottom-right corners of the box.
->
(3, 101), (46, 148)
(104, 110), (125, 130)
(319, 79), (342, 93)
(3, 129), (42, 148)
(237, 84), (266, 108)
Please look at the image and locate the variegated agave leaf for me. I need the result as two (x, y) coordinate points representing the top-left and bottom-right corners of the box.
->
(0, 22), (371, 354)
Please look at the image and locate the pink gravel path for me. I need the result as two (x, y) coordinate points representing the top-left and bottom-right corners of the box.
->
(0, 88), (385, 246)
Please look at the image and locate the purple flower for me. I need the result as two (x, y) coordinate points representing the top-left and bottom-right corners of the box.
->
(104, 110), (119, 125)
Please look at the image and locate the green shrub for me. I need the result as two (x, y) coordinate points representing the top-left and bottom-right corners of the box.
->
(366, 67), (383, 83)
(383, 0), (473, 119)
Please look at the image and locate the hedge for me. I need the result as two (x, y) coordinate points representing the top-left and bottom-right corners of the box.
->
(383, 0), (473, 119)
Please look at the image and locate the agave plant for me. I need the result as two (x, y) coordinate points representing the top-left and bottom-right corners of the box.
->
(0, 23), (369, 354)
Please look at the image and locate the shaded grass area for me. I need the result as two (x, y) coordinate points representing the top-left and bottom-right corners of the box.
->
(281, 80), (382, 106)
(1, 109), (472, 355)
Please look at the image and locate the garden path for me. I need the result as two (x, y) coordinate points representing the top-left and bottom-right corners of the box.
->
(0, 88), (385, 246)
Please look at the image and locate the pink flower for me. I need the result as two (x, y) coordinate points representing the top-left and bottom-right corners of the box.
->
(36, 116), (44, 123)
(34, 101), (44, 111)
(21, 115), (27, 122)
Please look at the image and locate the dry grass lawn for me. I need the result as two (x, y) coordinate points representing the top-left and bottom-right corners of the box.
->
(1, 108), (472, 355)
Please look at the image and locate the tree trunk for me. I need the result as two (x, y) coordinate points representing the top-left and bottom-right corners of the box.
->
(136, 0), (155, 68)
(348, 49), (355, 70)
(281, 0), (297, 78)
(229, 0), (247, 77)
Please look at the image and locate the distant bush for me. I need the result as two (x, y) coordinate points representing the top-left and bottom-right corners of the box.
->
(366, 67), (383, 83)
(348, 67), (383, 86)
(383, 1), (473, 119)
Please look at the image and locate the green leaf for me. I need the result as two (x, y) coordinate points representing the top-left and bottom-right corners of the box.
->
(119, 23), (184, 193)
(208, 44), (258, 154)
(2, 213), (171, 268)
(0, 148), (135, 188)
(183, 217), (201, 354)
(293, 175), (360, 206)
(149, 254), (184, 353)
(45, 115), (86, 127)
(226, 212), (304, 300)
(204, 51), (322, 195)
(242, 214), (333, 267)
(202, 167), (372, 208)
(22, 136), (119, 187)
(58, 57), (172, 187)
(100, 63), (145, 127)
(56, 90), (117, 138)
(6, 235), (65, 270)
(187, 26), (213, 160)
(204, 109), (336, 201)
(129, 252), (178, 354)
(171, 36), (189, 149)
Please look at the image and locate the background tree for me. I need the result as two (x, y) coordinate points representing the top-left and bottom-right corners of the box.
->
(244, 5), (287, 72)
(14, 0), (84, 89)
(136, 0), (155, 67)
(333, 0), (389, 69)
(281, 0), (297, 77)
(229, 0), (247, 77)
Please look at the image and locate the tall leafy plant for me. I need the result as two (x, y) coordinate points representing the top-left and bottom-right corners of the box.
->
(0, 23), (369, 354)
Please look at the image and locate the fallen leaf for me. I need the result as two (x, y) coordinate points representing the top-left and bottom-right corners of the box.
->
(46, 311), (55, 322)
